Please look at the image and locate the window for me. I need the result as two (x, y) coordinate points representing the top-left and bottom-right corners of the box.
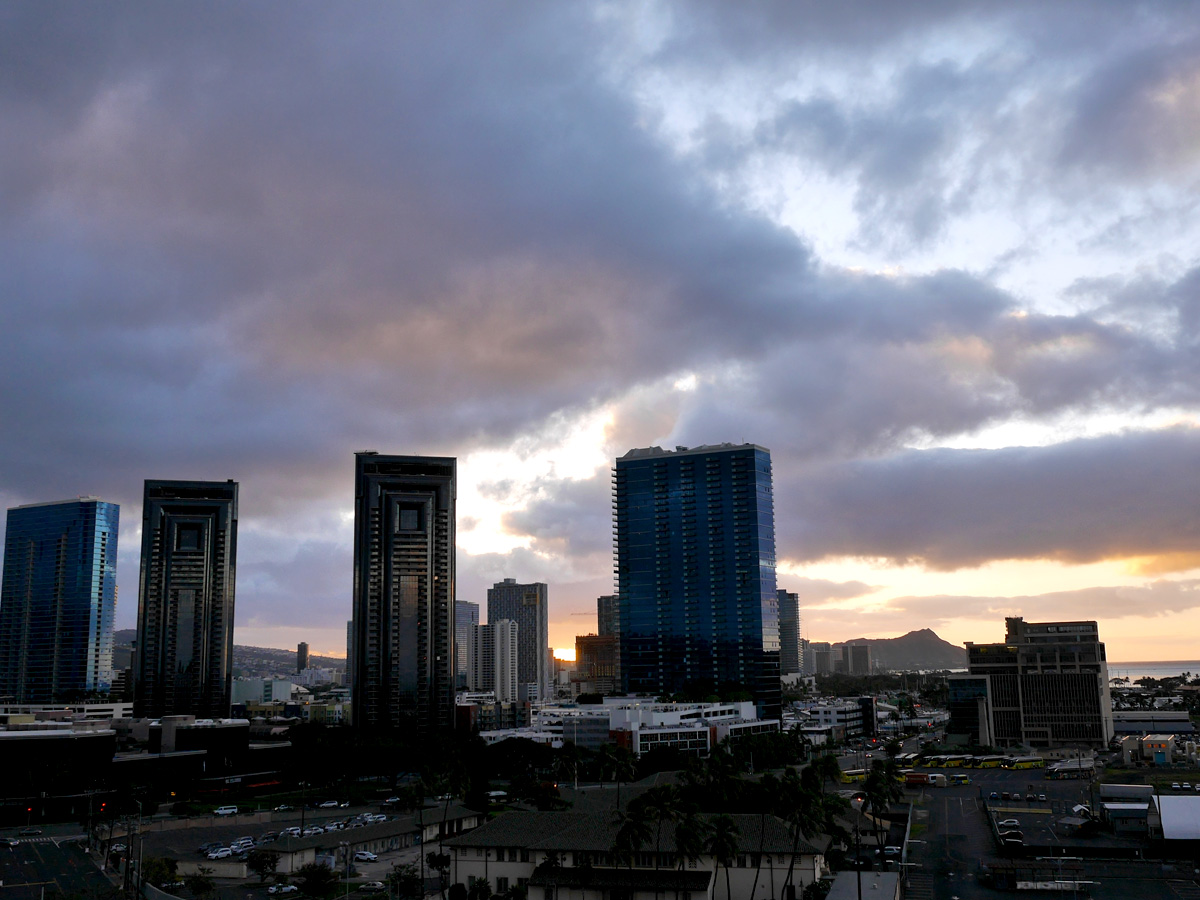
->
(496, 878), (509, 893)
(175, 523), (202, 551)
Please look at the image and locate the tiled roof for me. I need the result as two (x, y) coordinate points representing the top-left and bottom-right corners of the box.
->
(444, 810), (823, 856)
(530, 865), (712, 891)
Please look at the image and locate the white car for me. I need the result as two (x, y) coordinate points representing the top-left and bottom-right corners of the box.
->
(302, 826), (324, 836)
(207, 847), (232, 860)
(359, 883), (386, 894)
(997, 818), (1020, 828)
(319, 800), (340, 809)
(281, 827), (302, 838)
(268, 886), (299, 895)
(354, 850), (378, 862)
(214, 806), (238, 816)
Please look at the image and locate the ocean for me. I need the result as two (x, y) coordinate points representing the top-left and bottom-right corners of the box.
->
(1106, 660), (1200, 681)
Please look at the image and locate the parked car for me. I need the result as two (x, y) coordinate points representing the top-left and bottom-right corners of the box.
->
(1172, 783), (1181, 790)
(988, 792), (999, 800)
(354, 850), (378, 862)
(274, 804), (293, 812)
(1025, 794), (1036, 802)
(207, 848), (232, 860)
(319, 800), (340, 809)
(199, 841), (223, 854)
(281, 827), (302, 838)
(883, 846), (901, 857)
(214, 806), (238, 816)
(383, 797), (400, 805)
(359, 883), (386, 893)
(18, 828), (41, 837)
(302, 826), (324, 837)
(268, 886), (299, 895)
(110, 843), (128, 853)
(1038, 794), (1047, 802)
(997, 818), (1020, 828)
(259, 832), (279, 844)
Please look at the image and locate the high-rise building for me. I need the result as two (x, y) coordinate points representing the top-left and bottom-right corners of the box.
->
(597, 595), (620, 637)
(776, 589), (801, 675)
(352, 453), (455, 732)
(574, 633), (619, 695)
(949, 617), (1114, 748)
(613, 443), (780, 720)
(297, 642), (309, 673)
(809, 642), (833, 675)
(455, 600), (479, 690)
(845, 642), (871, 676)
(345, 620), (353, 693)
(486, 579), (548, 700)
(134, 480), (238, 718)
(0, 498), (119, 702)
(471, 620), (519, 702)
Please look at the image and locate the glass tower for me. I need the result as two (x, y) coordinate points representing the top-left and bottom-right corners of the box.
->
(614, 443), (780, 720)
(352, 453), (456, 732)
(0, 498), (119, 702)
(134, 479), (238, 718)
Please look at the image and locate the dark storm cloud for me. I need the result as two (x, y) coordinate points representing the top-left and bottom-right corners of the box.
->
(3, 3), (1200, 640)
(779, 427), (1200, 570)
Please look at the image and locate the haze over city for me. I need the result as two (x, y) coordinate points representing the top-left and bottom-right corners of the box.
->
(3, 3), (1200, 660)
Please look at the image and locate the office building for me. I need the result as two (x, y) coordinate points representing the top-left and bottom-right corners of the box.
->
(455, 600), (479, 689)
(809, 642), (833, 675)
(297, 642), (309, 673)
(948, 617), (1113, 748)
(351, 453), (455, 732)
(613, 443), (780, 720)
(799, 638), (812, 676)
(597, 594), (619, 637)
(844, 642), (871, 676)
(776, 589), (801, 676)
(134, 480), (238, 719)
(471, 620), (519, 702)
(0, 498), (119, 702)
(486, 579), (549, 700)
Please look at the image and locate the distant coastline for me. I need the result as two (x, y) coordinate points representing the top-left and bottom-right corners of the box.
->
(1106, 660), (1200, 681)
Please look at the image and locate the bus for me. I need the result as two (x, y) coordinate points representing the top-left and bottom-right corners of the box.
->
(973, 756), (1006, 769)
(1008, 756), (1045, 770)
(839, 768), (869, 784)
(950, 773), (972, 785)
(921, 755), (947, 769)
(943, 755), (972, 768)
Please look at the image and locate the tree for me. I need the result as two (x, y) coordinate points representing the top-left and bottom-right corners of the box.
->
(706, 814), (740, 900)
(613, 805), (654, 872)
(779, 768), (822, 899)
(672, 809), (711, 900)
(183, 867), (214, 899)
(635, 784), (681, 899)
(466, 878), (493, 900)
(388, 862), (422, 899)
(247, 849), (281, 883)
(747, 772), (779, 900)
(140, 857), (178, 888)
(862, 760), (903, 866)
(296, 862), (338, 896)
(813, 754), (842, 794)
(427, 851), (451, 899)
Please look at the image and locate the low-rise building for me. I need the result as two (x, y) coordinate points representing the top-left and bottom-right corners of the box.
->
(445, 810), (828, 900)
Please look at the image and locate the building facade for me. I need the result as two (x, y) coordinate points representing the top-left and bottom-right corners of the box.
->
(776, 589), (801, 676)
(297, 642), (309, 674)
(135, 480), (238, 718)
(351, 453), (455, 732)
(596, 594), (619, 637)
(455, 600), (479, 689)
(574, 633), (619, 695)
(472, 620), (519, 702)
(614, 444), (780, 719)
(486, 579), (548, 700)
(948, 617), (1113, 748)
(0, 498), (119, 702)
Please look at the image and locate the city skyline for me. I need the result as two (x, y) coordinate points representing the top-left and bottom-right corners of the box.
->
(4, 6), (1200, 662)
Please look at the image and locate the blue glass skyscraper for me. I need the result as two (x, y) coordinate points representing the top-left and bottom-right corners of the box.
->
(614, 444), (780, 720)
(0, 498), (119, 702)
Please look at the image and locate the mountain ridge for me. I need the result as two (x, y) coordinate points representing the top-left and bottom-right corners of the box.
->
(832, 627), (966, 671)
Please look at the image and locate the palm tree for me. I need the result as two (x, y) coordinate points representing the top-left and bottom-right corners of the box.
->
(778, 769), (822, 900)
(613, 805), (654, 874)
(706, 814), (740, 900)
(672, 809), (711, 900)
(862, 760), (902, 867)
(637, 785), (682, 900)
(748, 772), (780, 900)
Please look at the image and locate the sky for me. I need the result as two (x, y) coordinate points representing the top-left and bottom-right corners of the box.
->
(3, 2), (1200, 661)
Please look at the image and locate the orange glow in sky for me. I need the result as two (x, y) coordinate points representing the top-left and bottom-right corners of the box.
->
(553, 648), (576, 662)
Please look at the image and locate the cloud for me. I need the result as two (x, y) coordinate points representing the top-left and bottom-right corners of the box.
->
(779, 426), (1200, 570)
(779, 577), (880, 606)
